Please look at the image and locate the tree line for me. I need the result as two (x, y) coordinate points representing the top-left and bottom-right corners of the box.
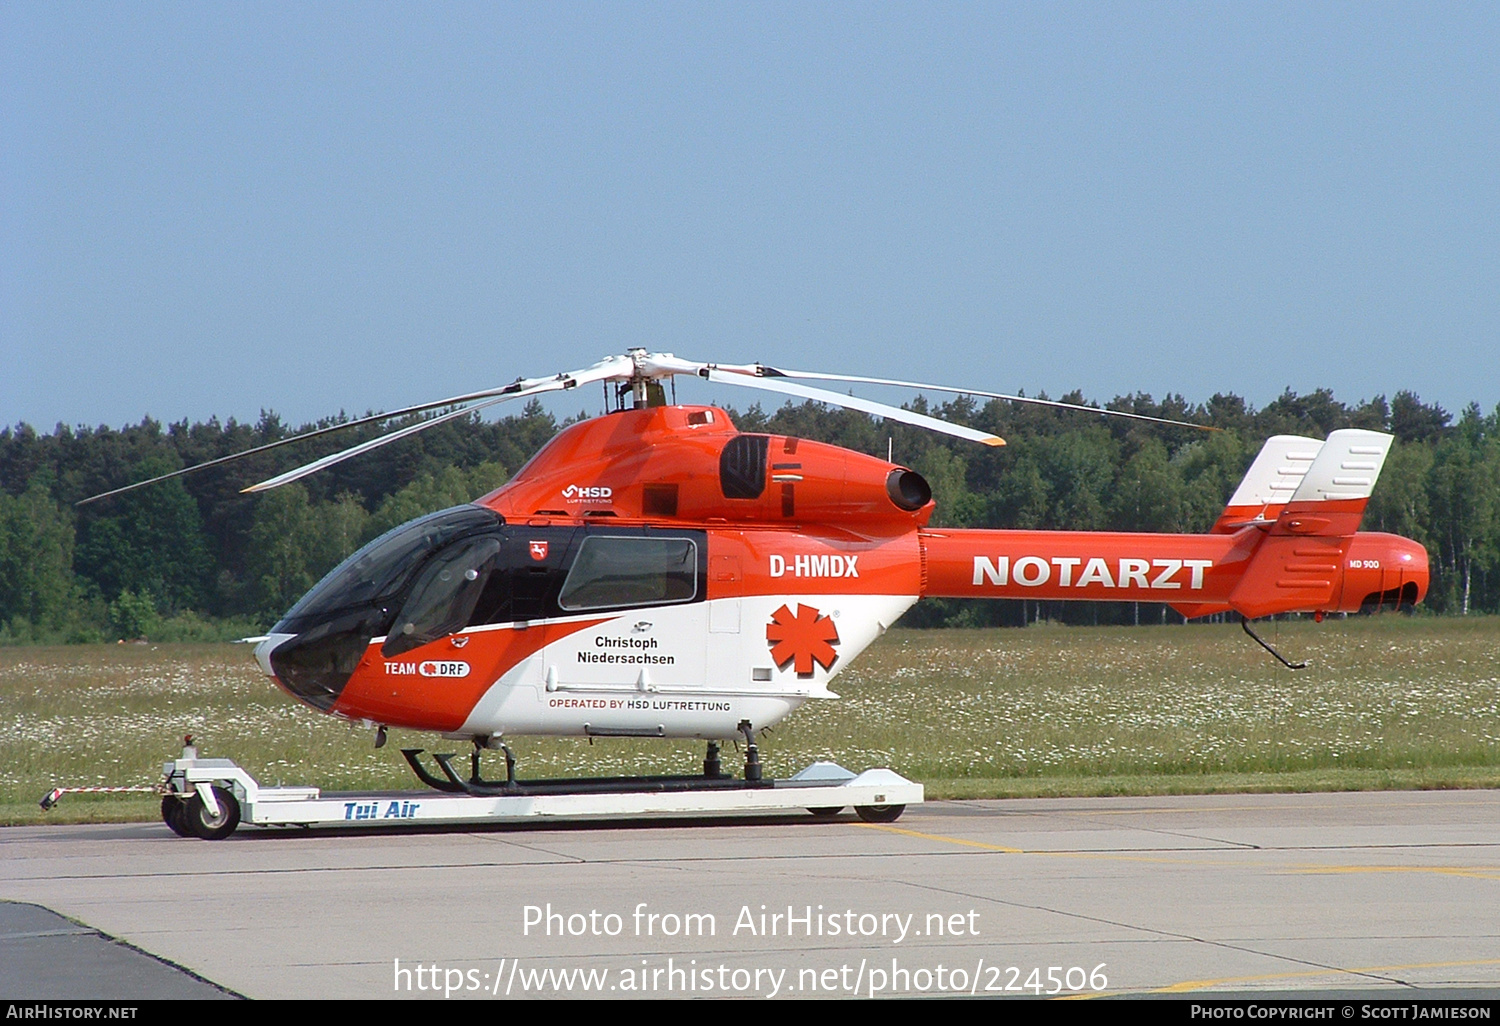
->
(0, 387), (1494, 643)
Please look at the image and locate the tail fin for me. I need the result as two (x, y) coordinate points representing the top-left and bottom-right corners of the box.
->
(1212, 435), (1323, 532)
(1275, 428), (1395, 536)
(1225, 429), (1395, 618)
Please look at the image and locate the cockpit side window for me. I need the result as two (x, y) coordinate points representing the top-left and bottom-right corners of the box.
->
(276, 505), (501, 632)
(558, 536), (698, 612)
(466, 527), (578, 627)
(382, 536), (502, 658)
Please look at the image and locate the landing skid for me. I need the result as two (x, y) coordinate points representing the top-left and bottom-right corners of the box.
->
(402, 748), (758, 797)
(401, 737), (744, 797)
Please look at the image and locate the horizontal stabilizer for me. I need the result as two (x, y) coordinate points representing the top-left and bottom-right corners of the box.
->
(1227, 535), (1349, 619)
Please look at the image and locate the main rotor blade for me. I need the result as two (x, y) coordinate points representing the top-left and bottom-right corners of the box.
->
(702, 369), (1005, 447)
(240, 398), (510, 493)
(237, 362), (632, 494)
(756, 367), (1219, 432)
(79, 354), (639, 505)
(75, 394), (505, 506)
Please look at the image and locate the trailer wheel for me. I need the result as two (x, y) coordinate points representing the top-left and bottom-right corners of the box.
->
(854, 804), (905, 824)
(807, 807), (844, 818)
(160, 795), (193, 838)
(185, 786), (240, 840)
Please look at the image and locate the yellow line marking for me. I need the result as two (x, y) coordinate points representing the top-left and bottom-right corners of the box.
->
(857, 824), (1219, 864)
(1152, 958), (1500, 994)
(855, 823), (1024, 853)
(1029, 799), (1500, 817)
(1289, 865), (1500, 880)
(858, 825), (1500, 877)
(857, 824), (1500, 998)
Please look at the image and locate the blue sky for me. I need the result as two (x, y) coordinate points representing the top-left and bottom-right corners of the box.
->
(3, 3), (1496, 431)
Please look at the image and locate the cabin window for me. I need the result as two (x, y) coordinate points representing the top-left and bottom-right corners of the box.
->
(558, 536), (697, 611)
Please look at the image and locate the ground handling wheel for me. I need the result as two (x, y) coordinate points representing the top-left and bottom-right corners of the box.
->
(854, 804), (905, 824)
(184, 785), (240, 840)
(160, 794), (193, 838)
(807, 806), (845, 818)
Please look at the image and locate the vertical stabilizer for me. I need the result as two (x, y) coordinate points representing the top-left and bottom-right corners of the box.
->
(1284, 429), (1394, 507)
(1212, 435), (1323, 532)
(1226, 430), (1396, 618)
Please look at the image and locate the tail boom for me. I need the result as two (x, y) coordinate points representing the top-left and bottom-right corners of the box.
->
(921, 529), (1251, 607)
(920, 527), (1428, 619)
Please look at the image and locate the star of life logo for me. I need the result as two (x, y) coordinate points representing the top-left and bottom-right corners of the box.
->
(766, 604), (840, 676)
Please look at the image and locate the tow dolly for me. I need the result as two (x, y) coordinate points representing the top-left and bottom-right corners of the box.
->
(42, 738), (923, 840)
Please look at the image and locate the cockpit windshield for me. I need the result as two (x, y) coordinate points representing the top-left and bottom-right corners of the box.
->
(275, 505), (503, 633)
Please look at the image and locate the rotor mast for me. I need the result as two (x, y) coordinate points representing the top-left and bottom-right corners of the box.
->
(627, 348), (651, 409)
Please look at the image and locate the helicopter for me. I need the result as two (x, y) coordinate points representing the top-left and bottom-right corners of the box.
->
(90, 349), (1429, 799)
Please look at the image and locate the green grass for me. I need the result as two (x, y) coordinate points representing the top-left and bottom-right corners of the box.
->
(3, 615), (1498, 825)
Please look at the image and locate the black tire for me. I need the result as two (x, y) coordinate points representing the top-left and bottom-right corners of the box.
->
(854, 804), (905, 824)
(807, 807), (845, 818)
(161, 795), (193, 838)
(185, 785), (240, 840)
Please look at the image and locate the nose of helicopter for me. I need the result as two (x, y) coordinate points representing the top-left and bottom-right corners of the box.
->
(253, 632), (319, 705)
(253, 633), (296, 678)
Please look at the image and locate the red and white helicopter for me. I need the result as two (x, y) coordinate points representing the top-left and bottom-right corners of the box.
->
(97, 349), (1429, 797)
